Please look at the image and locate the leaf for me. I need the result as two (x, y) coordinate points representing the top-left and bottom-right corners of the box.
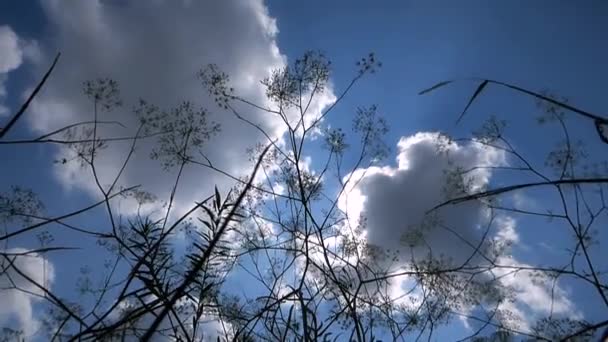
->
(418, 80), (453, 95)
(285, 305), (294, 329)
(456, 80), (489, 124)
(595, 119), (608, 144)
(197, 218), (213, 230)
(202, 206), (216, 223)
(214, 186), (221, 210)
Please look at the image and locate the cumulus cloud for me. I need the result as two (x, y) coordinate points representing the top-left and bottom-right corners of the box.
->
(0, 25), (41, 117)
(27, 0), (335, 217)
(0, 248), (55, 337)
(0, 26), (23, 74)
(0, 25), (24, 117)
(337, 132), (578, 330)
(339, 132), (504, 266)
(16, 1), (336, 337)
(490, 256), (580, 332)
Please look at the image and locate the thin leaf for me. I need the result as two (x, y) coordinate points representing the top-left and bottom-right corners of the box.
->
(490, 78), (608, 143)
(283, 304), (295, 341)
(418, 80), (453, 95)
(214, 186), (221, 210)
(456, 80), (489, 124)
(200, 219), (213, 230)
(0, 246), (79, 256)
(202, 206), (216, 223)
(595, 119), (608, 144)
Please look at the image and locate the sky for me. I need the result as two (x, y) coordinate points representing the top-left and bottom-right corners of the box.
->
(1, 1), (607, 341)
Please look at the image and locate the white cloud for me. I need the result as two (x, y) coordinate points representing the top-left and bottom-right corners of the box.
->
(0, 26), (41, 118)
(490, 256), (580, 333)
(0, 248), (55, 337)
(17, 1), (336, 337)
(11, 2), (332, 336)
(26, 0), (335, 218)
(0, 26), (23, 73)
(337, 132), (579, 329)
(339, 132), (504, 266)
(0, 26), (23, 117)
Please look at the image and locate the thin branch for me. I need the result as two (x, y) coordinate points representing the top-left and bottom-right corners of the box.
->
(0, 53), (61, 140)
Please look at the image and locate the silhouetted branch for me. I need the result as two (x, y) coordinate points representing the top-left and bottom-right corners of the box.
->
(0, 53), (60, 140)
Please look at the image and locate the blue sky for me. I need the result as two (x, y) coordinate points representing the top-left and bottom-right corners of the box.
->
(1, 1), (607, 341)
